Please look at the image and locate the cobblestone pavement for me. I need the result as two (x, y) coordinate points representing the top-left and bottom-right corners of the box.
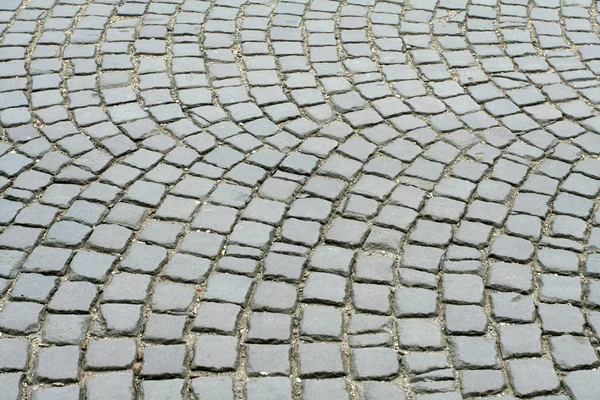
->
(1, 0), (600, 398)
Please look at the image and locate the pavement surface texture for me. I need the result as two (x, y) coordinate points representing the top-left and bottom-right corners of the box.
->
(0, 0), (600, 398)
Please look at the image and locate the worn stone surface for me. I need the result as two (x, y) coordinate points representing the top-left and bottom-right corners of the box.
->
(0, 0), (599, 397)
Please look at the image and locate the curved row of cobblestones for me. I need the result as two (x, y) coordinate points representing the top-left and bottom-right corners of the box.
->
(1, 0), (600, 399)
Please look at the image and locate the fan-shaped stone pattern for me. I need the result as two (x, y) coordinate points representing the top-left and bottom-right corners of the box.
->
(0, 0), (599, 398)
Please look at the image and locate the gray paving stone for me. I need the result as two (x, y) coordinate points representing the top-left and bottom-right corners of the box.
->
(217, 257), (258, 275)
(48, 281), (97, 313)
(356, 381), (407, 400)
(352, 283), (391, 315)
(449, 336), (500, 369)
(191, 204), (237, 233)
(100, 303), (143, 336)
(152, 281), (196, 312)
(0, 301), (44, 334)
(86, 338), (136, 370)
(247, 312), (292, 343)
(179, 231), (224, 258)
(36, 345), (81, 383)
(69, 251), (116, 283)
(549, 335), (599, 371)
(229, 221), (275, 250)
(301, 305), (343, 340)
(491, 292), (536, 323)
(397, 319), (444, 351)
(445, 305), (487, 335)
(43, 314), (90, 345)
(0, 200), (23, 225)
(242, 198), (287, 225)
(355, 255), (394, 284)
(442, 274), (483, 305)
(141, 379), (184, 400)
(540, 274), (582, 304)
(303, 272), (347, 306)
(143, 313), (186, 343)
(0, 250), (25, 278)
(247, 344), (290, 376)
(490, 235), (535, 263)
(0, 226), (43, 251)
(191, 376), (235, 400)
(326, 218), (369, 247)
(498, 324), (542, 359)
(246, 377), (292, 400)
(460, 369), (506, 397)
(32, 386), (81, 400)
(140, 345), (186, 378)
(0, 373), (22, 400)
(23, 246), (72, 274)
(351, 347), (399, 380)
(375, 205), (418, 233)
(203, 272), (252, 305)
(563, 370), (600, 400)
(194, 301), (242, 334)
(288, 198), (332, 223)
(303, 378), (350, 400)
(487, 262), (533, 294)
(252, 281), (297, 312)
(122, 236), (168, 266)
(281, 218), (322, 246)
(309, 245), (354, 277)
(87, 224), (133, 253)
(0, 338), (28, 371)
(264, 252), (306, 282)
(538, 303), (585, 334)
(409, 220), (453, 247)
(44, 220), (92, 247)
(11, 273), (58, 303)
(299, 343), (344, 378)
(193, 335), (238, 372)
(507, 359), (560, 397)
(85, 371), (134, 400)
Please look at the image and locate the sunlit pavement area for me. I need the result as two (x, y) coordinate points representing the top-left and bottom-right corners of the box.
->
(1, 0), (600, 398)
